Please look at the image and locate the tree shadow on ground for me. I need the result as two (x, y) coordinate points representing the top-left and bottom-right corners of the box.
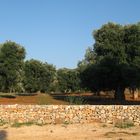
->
(0, 95), (16, 99)
(51, 93), (140, 105)
(0, 130), (7, 140)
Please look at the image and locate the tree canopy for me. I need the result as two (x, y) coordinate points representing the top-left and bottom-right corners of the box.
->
(0, 41), (25, 92)
(80, 22), (140, 100)
(24, 59), (56, 93)
(57, 68), (81, 93)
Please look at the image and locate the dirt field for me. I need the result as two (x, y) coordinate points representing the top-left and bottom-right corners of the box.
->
(0, 92), (140, 105)
(0, 93), (68, 105)
(0, 123), (140, 140)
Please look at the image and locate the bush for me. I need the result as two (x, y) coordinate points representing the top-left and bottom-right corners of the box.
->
(11, 122), (34, 128)
(65, 96), (87, 105)
(114, 119), (134, 128)
(0, 119), (7, 126)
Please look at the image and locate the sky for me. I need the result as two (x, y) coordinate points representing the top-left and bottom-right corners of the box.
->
(0, 0), (140, 69)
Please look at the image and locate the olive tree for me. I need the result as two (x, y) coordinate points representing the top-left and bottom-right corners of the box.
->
(80, 22), (140, 100)
(0, 41), (25, 92)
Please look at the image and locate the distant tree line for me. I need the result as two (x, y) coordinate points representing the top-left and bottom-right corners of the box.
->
(0, 22), (140, 101)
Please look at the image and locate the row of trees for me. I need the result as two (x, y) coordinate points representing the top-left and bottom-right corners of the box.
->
(0, 41), (81, 93)
(0, 22), (140, 101)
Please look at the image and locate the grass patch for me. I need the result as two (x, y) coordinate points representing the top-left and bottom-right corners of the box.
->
(0, 92), (68, 105)
(63, 121), (70, 125)
(0, 119), (7, 126)
(11, 122), (34, 128)
(37, 94), (50, 105)
(11, 121), (47, 127)
(114, 119), (134, 129)
(37, 93), (68, 105)
(65, 96), (87, 105)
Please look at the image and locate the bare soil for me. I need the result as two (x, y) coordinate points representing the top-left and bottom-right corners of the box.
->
(0, 92), (140, 105)
(0, 123), (140, 140)
(0, 94), (68, 105)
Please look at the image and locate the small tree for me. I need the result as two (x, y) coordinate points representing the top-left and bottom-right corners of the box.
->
(57, 68), (81, 93)
(24, 59), (56, 93)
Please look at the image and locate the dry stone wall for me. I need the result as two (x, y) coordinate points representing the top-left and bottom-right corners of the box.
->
(0, 105), (140, 125)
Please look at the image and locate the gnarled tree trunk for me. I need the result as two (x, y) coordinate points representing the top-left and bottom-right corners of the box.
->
(130, 88), (139, 100)
(115, 86), (125, 101)
(133, 88), (139, 100)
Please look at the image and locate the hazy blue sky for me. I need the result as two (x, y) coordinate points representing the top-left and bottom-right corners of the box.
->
(0, 0), (139, 68)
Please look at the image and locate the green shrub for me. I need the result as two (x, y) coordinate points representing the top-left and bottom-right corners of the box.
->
(114, 119), (134, 128)
(0, 119), (7, 126)
(11, 122), (34, 128)
(65, 96), (87, 105)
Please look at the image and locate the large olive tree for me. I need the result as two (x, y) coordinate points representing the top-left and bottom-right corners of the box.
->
(81, 22), (140, 100)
